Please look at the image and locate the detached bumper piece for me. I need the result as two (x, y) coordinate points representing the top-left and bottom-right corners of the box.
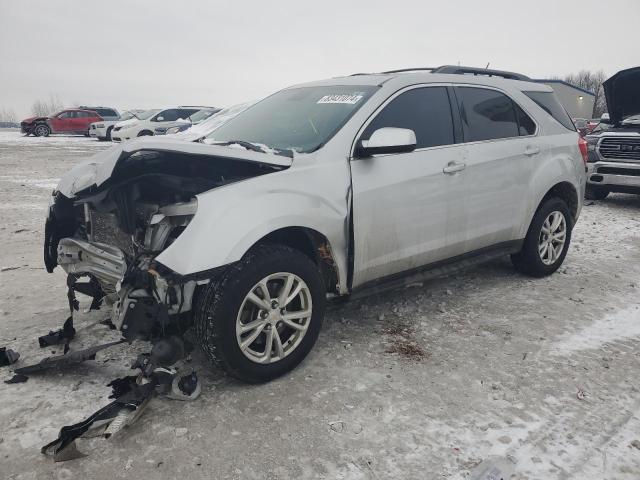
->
(14, 340), (125, 376)
(42, 381), (156, 462)
(41, 366), (201, 461)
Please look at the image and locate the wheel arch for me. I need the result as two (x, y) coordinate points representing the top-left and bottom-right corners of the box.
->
(248, 227), (340, 294)
(539, 181), (579, 223)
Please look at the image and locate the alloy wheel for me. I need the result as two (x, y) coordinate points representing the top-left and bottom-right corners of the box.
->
(538, 211), (566, 265)
(35, 125), (49, 137)
(236, 272), (312, 364)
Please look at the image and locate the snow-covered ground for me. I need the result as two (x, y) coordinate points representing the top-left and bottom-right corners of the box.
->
(1, 130), (639, 479)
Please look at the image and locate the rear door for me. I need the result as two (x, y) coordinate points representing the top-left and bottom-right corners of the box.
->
(453, 86), (538, 250)
(350, 85), (468, 287)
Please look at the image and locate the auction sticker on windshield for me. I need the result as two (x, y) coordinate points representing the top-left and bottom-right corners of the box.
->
(317, 94), (364, 104)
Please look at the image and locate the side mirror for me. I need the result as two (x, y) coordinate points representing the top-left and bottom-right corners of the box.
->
(599, 114), (610, 124)
(356, 127), (417, 157)
(156, 116), (164, 122)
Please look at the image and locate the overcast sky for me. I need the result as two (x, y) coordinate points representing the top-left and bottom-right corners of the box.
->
(1, 0), (638, 119)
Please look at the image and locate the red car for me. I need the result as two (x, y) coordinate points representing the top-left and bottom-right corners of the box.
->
(21, 109), (103, 137)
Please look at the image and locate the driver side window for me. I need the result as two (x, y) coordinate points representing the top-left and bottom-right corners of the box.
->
(362, 87), (455, 149)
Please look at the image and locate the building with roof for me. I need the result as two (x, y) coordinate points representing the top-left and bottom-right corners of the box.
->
(534, 79), (596, 119)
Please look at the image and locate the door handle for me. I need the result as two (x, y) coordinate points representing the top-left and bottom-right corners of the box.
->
(524, 145), (540, 156)
(442, 161), (466, 174)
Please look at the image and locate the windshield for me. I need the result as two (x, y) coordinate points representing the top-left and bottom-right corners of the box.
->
(120, 110), (140, 121)
(206, 86), (377, 153)
(189, 109), (217, 124)
(135, 109), (161, 120)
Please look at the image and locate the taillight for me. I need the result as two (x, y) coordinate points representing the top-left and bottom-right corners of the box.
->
(578, 137), (588, 166)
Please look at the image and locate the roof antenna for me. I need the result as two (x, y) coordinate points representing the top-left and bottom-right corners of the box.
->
(485, 62), (490, 69)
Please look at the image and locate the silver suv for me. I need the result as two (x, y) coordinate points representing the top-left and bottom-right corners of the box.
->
(45, 66), (586, 382)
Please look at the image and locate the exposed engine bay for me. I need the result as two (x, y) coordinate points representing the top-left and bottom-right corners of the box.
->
(44, 148), (286, 342)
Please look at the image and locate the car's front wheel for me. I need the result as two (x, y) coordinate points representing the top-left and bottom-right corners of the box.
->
(511, 197), (572, 277)
(34, 124), (50, 137)
(195, 245), (325, 383)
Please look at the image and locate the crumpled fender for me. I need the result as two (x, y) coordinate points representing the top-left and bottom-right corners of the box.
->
(154, 157), (351, 293)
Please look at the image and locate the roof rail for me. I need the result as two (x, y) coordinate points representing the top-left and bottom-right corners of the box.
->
(432, 65), (530, 81)
(380, 67), (436, 74)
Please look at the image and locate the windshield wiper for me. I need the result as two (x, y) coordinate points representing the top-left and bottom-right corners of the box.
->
(207, 139), (294, 158)
(215, 140), (266, 153)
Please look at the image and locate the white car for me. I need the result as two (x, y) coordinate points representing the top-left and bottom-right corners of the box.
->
(110, 107), (213, 142)
(46, 65), (586, 383)
(89, 110), (144, 141)
(165, 102), (254, 141)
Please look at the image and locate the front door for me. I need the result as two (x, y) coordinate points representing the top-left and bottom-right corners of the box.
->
(350, 85), (468, 288)
(49, 111), (73, 133)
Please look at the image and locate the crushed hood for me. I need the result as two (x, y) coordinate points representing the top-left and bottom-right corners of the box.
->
(22, 116), (48, 123)
(604, 66), (640, 125)
(56, 137), (293, 197)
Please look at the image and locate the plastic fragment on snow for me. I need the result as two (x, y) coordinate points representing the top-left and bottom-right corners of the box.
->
(0, 347), (20, 366)
(38, 316), (76, 348)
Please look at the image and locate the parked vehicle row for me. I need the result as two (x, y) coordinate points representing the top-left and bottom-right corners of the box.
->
(20, 105), (221, 140)
(110, 106), (218, 142)
(45, 65), (587, 382)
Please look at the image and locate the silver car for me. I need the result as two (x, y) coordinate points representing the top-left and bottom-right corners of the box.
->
(45, 66), (586, 382)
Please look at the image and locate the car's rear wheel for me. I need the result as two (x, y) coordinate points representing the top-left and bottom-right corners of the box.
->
(195, 244), (325, 383)
(511, 197), (572, 277)
(585, 185), (609, 200)
(34, 124), (50, 137)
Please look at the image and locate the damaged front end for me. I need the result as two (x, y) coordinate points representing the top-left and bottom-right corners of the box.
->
(44, 143), (289, 342)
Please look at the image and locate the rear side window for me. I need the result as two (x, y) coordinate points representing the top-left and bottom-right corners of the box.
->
(523, 91), (575, 131)
(455, 87), (519, 141)
(362, 86), (455, 149)
(95, 108), (117, 117)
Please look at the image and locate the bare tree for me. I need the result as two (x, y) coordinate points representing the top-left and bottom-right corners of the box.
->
(563, 70), (608, 118)
(0, 107), (17, 123)
(31, 94), (64, 117)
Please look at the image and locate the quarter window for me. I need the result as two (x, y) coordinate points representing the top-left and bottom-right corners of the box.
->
(456, 87), (519, 141)
(361, 86), (455, 149)
(523, 91), (575, 131)
(514, 103), (536, 136)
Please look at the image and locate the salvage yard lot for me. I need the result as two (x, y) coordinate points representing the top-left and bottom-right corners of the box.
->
(1, 130), (640, 479)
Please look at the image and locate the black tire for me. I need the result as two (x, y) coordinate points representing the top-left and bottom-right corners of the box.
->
(585, 185), (609, 200)
(195, 244), (325, 383)
(106, 126), (113, 141)
(511, 197), (573, 277)
(34, 124), (50, 137)
(137, 130), (153, 137)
